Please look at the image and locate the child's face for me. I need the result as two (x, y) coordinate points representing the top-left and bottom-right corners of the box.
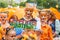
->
(39, 12), (48, 23)
(25, 10), (33, 17)
(0, 13), (8, 24)
(6, 30), (16, 40)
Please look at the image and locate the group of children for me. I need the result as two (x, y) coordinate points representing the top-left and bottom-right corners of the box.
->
(0, 7), (60, 40)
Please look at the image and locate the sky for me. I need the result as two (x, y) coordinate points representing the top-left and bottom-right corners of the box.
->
(14, 0), (20, 3)
(14, 0), (27, 3)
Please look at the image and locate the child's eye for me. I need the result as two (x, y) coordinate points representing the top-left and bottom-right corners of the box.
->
(4, 17), (6, 18)
(11, 36), (14, 37)
(4, 16), (7, 18)
(1, 17), (2, 18)
(11, 35), (16, 37)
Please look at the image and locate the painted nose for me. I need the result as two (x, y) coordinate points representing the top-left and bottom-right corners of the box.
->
(42, 16), (45, 18)
(2, 19), (4, 21)
(27, 11), (31, 14)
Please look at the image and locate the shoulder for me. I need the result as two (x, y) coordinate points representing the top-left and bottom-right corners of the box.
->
(6, 23), (10, 28)
(20, 18), (25, 20)
(6, 23), (10, 26)
(46, 24), (52, 29)
(30, 18), (37, 22)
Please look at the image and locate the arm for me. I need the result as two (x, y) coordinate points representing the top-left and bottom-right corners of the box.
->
(55, 19), (60, 35)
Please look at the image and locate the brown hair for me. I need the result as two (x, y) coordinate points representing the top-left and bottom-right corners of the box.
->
(0, 11), (9, 16)
(25, 8), (34, 12)
(38, 9), (49, 15)
(9, 15), (18, 22)
(48, 10), (56, 20)
(0, 11), (9, 14)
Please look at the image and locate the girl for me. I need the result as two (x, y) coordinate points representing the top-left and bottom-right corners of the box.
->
(38, 10), (53, 40)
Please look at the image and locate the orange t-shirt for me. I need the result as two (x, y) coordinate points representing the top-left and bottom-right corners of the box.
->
(0, 27), (6, 40)
(40, 24), (53, 40)
(0, 33), (2, 40)
(0, 27), (3, 40)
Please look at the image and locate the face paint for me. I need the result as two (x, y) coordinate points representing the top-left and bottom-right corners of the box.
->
(25, 8), (33, 18)
(0, 13), (8, 24)
(40, 12), (48, 21)
(39, 11), (48, 26)
(25, 10), (32, 17)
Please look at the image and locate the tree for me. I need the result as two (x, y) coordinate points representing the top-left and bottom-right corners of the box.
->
(37, 0), (57, 9)
(43, 0), (57, 8)
(26, 0), (35, 3)
(19, 2), (26, 7)
(12, 3), (19, 7)
(0, 0), (8, 8)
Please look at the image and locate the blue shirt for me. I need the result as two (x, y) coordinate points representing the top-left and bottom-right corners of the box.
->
(15, 28), (24, 35)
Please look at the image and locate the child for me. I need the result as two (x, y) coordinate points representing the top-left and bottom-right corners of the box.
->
(0, 12), (10, 29)
(20, 8), (37, 28)
(5, 28), (17, 40)
(0, 12), (10, 40)
(38, 10), (53, 40)
(47, 10), (56, 37)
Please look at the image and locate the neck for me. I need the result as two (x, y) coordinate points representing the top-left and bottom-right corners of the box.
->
(24, 16), (32, 21)
(41, 22), (47, 26)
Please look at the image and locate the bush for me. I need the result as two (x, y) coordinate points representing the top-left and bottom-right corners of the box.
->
(12, 3), (19, 7)
(19, 2), (26, 7)
(0, 2), (8, 8)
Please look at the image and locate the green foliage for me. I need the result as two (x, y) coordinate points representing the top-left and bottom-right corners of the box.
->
(9, 0), (18, 7)
(19, 2), (26, 7)
(26, 0), (35, 3)
(37, 0), (57, 9)
(0, 1), (8, 8)
(12, 3), (19, 7)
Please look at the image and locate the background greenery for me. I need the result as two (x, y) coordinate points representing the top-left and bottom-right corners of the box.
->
(0, 0), (60, 11)
(26, 0), (60, 11)
(0, 0), (8, 8)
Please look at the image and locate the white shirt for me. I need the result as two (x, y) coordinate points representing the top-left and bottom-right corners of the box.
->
(1, 22), (10, 29)
(35, 17), (41, 30)
(55, 19), (60, 34)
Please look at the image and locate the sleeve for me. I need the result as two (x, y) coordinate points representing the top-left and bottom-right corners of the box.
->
(0, 27), (5, 39)
(0, 27), (3, 34)
(48, 27), (53, 40)
(55, 19), (60, 34)
(0, 33), (2, 40)
(5, 23), (10, 28)
(35, 17), (41, 30)
(0, 27), (6, 35)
